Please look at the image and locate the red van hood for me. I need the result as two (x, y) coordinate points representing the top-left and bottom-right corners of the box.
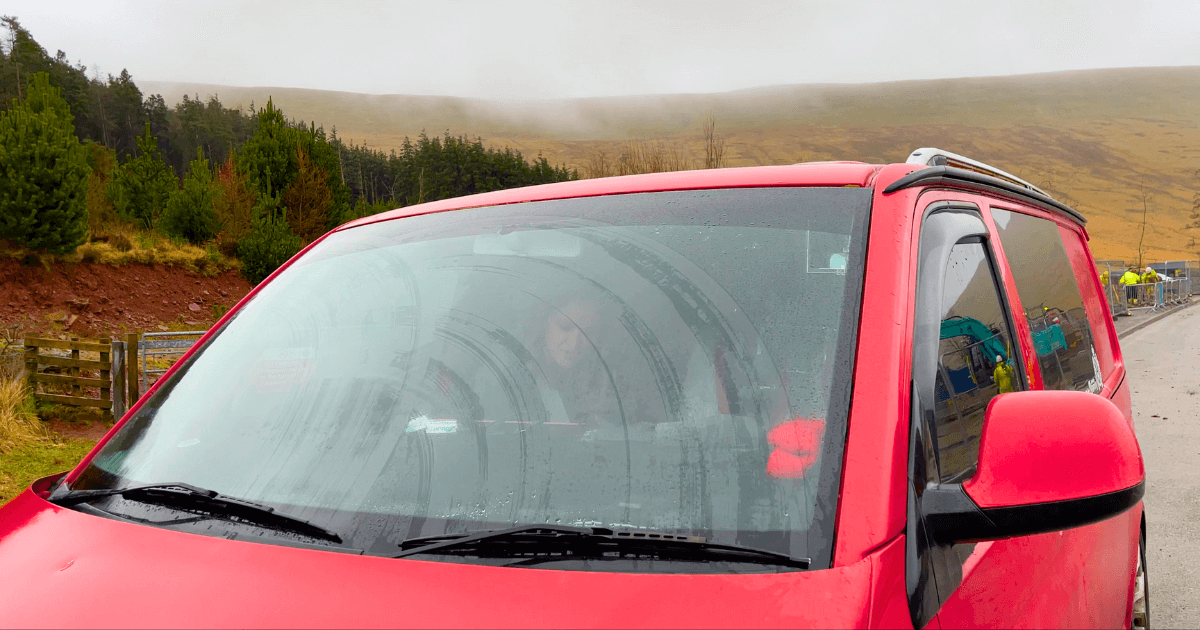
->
(0, 489), (889, 628)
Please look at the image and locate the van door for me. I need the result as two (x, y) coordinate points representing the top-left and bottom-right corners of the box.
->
(906, 197), (1031, 628)
(932, 203), (1138, 628)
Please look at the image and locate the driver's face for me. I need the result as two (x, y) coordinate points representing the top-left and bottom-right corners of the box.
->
(545, 301), (599, 369)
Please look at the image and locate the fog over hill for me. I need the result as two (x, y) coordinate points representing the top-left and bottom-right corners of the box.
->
(143, 67), (1200, 261)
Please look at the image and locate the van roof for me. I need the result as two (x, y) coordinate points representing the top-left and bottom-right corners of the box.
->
(339, 159), (1085, 231)
(339, 162), (891, 231)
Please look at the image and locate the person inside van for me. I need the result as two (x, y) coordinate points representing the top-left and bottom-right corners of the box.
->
(527, 295), (619, 427)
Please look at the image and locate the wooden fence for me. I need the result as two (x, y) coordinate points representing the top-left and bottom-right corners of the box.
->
(24, 337), (115, 418)
(22, 332), (205, 419)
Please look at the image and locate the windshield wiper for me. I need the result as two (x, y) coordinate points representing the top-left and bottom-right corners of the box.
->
(393, 525), (810, 569)
(50, 482), (343, 544)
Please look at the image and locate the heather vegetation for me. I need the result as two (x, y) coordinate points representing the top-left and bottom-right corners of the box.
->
(0, 16), (578, 283)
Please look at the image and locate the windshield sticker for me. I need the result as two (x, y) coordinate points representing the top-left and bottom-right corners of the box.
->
(406, 415), (458, 434)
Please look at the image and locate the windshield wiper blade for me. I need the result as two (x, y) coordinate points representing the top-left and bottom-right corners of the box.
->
(51, 481), (219, 506)
(51, 482), (343, 544)
(394, 524), (594, 557)
(393, 525), (809, 569)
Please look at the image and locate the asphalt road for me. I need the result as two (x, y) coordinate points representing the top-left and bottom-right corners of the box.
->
(1124, 305), (1200, 629)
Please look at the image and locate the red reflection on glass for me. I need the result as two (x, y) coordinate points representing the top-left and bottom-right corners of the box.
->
(766, 418), (826, 479)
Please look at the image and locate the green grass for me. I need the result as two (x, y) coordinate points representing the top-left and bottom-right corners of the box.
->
(0, 373), (101, 505)
(0, 437), (96, 504)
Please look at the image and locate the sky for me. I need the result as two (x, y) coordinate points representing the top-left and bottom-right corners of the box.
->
(6, 0), (1200, 100)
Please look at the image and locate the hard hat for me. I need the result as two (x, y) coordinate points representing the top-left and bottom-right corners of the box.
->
(1146, 266), (1154, 272)
(995, 355), (1003, 363)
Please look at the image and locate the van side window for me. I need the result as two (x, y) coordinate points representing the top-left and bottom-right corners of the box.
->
(990, 208), (1102, 394)
(933, 240), (1020, 483)
(1060, 228), (1117, 383)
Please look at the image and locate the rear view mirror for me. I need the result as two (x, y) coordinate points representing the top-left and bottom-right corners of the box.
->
(922, 390), (1144, 544)
(473, 229), (581, 257)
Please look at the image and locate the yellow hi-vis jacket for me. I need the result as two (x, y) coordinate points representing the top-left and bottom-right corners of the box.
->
(1140, 269), (1159, 284)
(993, 362), (1015, 394)
(1120, 270), (1141, 285)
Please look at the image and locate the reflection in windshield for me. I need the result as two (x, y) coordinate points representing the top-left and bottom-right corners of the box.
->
(72, 188), (870, 569)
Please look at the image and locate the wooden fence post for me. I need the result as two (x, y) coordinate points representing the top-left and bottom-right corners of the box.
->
(125, 332), (139, 404)
(111, 339), (126, 419)
(99, 337), (111, 420)
(24, 339), (37, 394)
(69, 337), (81, 397)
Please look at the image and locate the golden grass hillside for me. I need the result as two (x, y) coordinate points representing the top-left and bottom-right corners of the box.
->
(143, 67), (1200, 261)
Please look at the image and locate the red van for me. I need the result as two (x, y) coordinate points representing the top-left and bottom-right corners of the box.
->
(0, 149), (1147, 628)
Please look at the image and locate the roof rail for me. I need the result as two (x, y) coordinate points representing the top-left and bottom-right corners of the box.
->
(906, 148), (1049, 197)
(883, 166), (1086, 226)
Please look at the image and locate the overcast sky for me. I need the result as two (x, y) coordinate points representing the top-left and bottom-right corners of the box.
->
(7, 0), (1199, 100)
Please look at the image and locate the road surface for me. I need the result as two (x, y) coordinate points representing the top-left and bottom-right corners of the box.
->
(1124, 305), (1200, 629)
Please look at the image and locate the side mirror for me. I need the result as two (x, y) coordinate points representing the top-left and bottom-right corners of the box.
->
(922, 391), (1144, 544)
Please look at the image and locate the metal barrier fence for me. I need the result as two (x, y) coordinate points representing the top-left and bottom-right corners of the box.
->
(140, 331), (206, 393)
(1124, 282), (1164, 313)
(1095, 260), (1129, 317)
(1149, 260), (1200, 292)
(1096, 260), (1194, 318)
(1162, 277), (1190, 306)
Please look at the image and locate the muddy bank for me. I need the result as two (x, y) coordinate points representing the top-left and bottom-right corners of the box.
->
(0, 259), (252, 338)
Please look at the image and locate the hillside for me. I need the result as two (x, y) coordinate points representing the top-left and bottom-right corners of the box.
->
(0, 260), (250, 339)
(143, 67), (1200, 262)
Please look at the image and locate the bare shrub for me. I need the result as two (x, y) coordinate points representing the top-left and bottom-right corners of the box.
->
(585, 149), (614, 179)
(703, 114), (726, 169)
(1136, 180), (1153, 269)
(0, 324), (24, 382)
(616, 138), (692, 175)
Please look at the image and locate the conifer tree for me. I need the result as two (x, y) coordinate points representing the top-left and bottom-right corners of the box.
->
(237, 216), (303, 285)
(282, 143), (331, 241)
(237, 98), (297, 204)
(84, 141), (118, 234)
(106, 69), (146, 158)
(161, 148), (217, 244)
(0, 72), (88, 254)
(212, 154), (255, 242)
(238, 100), (349, 230)
(295, 122), (350, 229)
(108, 122), (176, 229)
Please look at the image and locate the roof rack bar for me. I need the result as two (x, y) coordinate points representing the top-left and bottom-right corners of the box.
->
(906, 148), (1049, 197)
(883, 165), (1086, 226)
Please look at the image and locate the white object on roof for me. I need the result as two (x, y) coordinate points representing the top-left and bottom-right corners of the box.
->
(906, 148), (1049, 197)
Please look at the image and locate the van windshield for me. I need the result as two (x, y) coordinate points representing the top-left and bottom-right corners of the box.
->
(71, 187), (871, 571)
